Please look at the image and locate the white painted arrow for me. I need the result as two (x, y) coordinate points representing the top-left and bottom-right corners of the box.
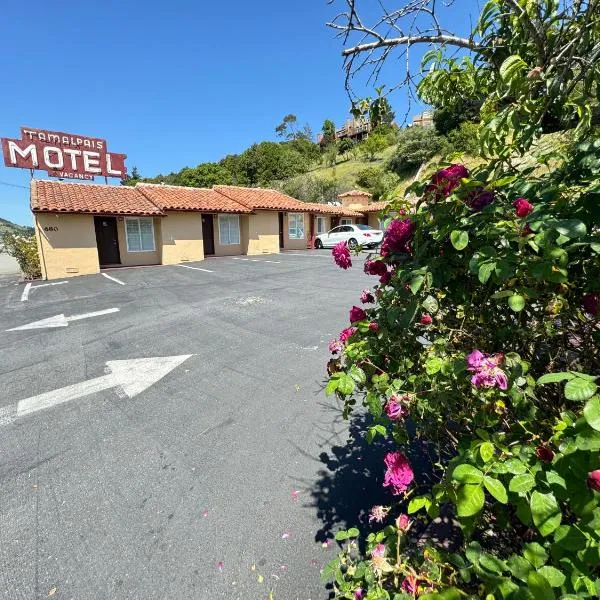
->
(7, 308), (120, 331)
(3, 355), (193, 421)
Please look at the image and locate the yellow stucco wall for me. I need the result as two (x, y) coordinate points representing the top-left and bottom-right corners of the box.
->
(213, 214), (243, 256)
(368, 213), (384, 229)
(116, 217), (162, 266)
(160, 211), (204, 265)
(315, 215), (331, 236)
(35, 213), (100, 280)
(283, 212), (309, 250)
(247, 211), (279, 255)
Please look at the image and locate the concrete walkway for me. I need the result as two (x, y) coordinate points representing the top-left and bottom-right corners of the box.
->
(0, 253), (20, 275)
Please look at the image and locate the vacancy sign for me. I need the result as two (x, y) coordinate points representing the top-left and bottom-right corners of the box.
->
(1, 127), (127, 181)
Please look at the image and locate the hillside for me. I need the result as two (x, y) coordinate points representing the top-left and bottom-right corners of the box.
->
(0, 218), (34, 238)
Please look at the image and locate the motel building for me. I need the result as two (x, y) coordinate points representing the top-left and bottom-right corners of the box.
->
(31, 179), (389, 280)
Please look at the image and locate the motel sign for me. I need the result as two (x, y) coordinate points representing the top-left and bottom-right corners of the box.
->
(1, 127), (127, 181)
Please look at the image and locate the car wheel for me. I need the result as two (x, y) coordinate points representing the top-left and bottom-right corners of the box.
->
(315, 239), (323, 249)
(348, 238), (358, 249)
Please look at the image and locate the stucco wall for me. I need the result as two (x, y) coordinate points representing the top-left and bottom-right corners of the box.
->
(213, 214), (243, 256)
(116, 217), (162, 266)
(160, 211), (204, 265)
(247, 211), (279, 255)
(283, 212), (309, 250)
(368, 213), (384, 229)
(35, 213), (100, 280)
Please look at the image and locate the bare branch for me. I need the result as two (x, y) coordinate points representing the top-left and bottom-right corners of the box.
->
(341, 34), (481, 57)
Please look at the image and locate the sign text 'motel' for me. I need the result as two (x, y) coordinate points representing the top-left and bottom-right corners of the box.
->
(1, 127), (127, 181)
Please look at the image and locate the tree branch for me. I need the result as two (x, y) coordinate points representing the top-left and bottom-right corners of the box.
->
(340, 34), (481, 57)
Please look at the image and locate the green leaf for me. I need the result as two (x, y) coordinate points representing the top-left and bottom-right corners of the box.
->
(409, 275), (425, 295)
(530, 491), (561, 537)
(507, 554), (533, 581)
(407, 496), (429, 514)
(478, 261), (496, 284)
(325, 375), (340, 396)
(528, 571), (555, 600)
(452, 464), (484, 484)
(347, 527), (359, 538)
(335, 530), (348, 541)
(348, 365), (366, 385)
(337, 373), (355, 396)
(480, 442), (495, 463)
(456, 484), (485, 517)
(484, 476), (508, 504)
(537, 372), (575, 385)
(365, 392), (382, 418)
(583, 396), (600, 431)
(425, 357), (444, 375)
(505, 458), (527, 474)
(509, 473), (536, 493)
(499, 55), (527, 82)
(538, 566), (566, 588)
(523, 542), (547, 568)
(553, 218), (587, 238)
(479, 552), (506, 573)
(553, 525), (587, 551)
(508, 294), (525, 312)
(422, 294), (439, 314)
(591, 242), (600, 253)
(564, 376), (598, 401)
(450, 230), (469, 251)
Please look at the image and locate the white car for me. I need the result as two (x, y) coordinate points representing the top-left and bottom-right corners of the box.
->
(315, 224), (383, 249)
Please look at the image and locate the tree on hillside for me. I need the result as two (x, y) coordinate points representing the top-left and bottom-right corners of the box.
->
(177, 163), (233, 188)
(219, 154), (248, 186)
(275, 114), (298, 140)
(328, 0), (600, 155)
(238, 141), (309, 186)
(359, 133), (388, 161)
(387, 126), (444, 174)
(121, 166), (141, 187)
(321, 119), (336, 146)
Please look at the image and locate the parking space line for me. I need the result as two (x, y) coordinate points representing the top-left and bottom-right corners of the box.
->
(176, 264), (214, 273)
(21, 280), (68, 302)
(231, 257), (281, 264)
(20, 283), (31, 302)
(102, 273), (126, 285)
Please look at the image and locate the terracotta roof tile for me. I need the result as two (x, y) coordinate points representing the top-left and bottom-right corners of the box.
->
(137, 183), (251, 213)
(361, 201), (391, 213)
(213, 185), (308, 212)
(31, 180), (164, 216)
(302, 203), (363, 217)
(338, 189), (372, 198)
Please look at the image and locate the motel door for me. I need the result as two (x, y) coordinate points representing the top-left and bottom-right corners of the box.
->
(202, 215), (215, 255)
(278, 212), (284, 249)
(94, 217), (121, 265)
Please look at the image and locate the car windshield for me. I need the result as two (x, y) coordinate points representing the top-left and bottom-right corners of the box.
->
(355, 224), (374, 230)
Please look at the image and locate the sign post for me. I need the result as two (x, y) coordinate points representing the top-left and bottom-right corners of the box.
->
(1, 127), (127, 181)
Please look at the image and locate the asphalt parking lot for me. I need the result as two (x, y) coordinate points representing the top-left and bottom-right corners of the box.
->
(0, 250), (376, 600)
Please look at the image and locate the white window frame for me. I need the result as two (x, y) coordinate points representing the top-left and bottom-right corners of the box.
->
(218, 214), (240, 245)
(340, 217), (353, 225)
(288, 213), (305, 240)
(316, 216), (327, 234)
(124, 217), (156, 253)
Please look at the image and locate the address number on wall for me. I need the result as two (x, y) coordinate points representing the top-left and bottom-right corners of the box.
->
(43, 226), (58, 232)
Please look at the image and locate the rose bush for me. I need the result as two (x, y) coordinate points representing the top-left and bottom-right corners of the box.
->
(322, 140), (600, 599)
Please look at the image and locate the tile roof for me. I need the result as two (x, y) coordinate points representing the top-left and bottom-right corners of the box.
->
(30, 180), (164, 216)
(137, 183), (251, 213)
(213, 185), (308, 212)
(360, 201), (391, 213)
(338, 189), (372, 198)
(302, 203), (363, 217)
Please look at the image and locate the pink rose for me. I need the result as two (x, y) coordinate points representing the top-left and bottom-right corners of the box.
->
(349, 306), (367, 323)
(420, 313), (433, 326)
(513, 197), (534, 217)
(587, 470), (600, 492)
(332, 241), (352, 269)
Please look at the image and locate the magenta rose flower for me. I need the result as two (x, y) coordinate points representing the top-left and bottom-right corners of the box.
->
(396, 514), (411, 531)
(582, 293), (599, 317)
(420, 313), (433, 326)
(536, 445), (554, 463)
(513, 197), (534, 217)
(385, 396), (408, 421)
(339, 327), (357, 344)
(383, 451), (414, 495)
(379, 269), (392, 286)
(349, 306), (367, 323)
(364, 259), (388, 276)
(401, 576), (418, 595)
(354, 589), (365, 600)
(467, 350), (508, 390)
(368, 321), (379, 332)
(360, 289), (375, 304)
(332, 241), (352, 269)
(588, 470), (600, 492)
(425, 164), (470, 200)
(521, 223), (534, 236)
(380, 218), (415, 256)
(466, 187), (495, 211)
(328, 339), (343, 354)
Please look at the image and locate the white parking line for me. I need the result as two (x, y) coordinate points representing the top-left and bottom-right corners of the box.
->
(21, 280), (68, 302)
(20, 283), (31, 302)
(231, 257), (281, 264)
(176, 264), (214, 273)
(102, 272), (126, 285)
(281, 253), (332, 258)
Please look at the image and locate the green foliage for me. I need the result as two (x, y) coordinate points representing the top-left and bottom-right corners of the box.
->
(359, 133), (389, 161)
(0, 217), (34, 238)
(337, 137), (356, 156)
(237, 141), (310, 186)
(446, 122), (481, 157)
(322, 119), (336, 146)
(433, 102), (482, 136)
(387, 127), (445, 174)
(177, 163), (233, 188)
(1, 232), (41, 279)
(355, 166), (400, 201)
(323, 136), (600, 598)
(279, 174), (343, 204)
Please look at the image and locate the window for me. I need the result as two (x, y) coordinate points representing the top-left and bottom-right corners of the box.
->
(288, 213), (305, 239)
(125, 217), (155, 252)
(340, 218), (353, 225)
(356, 224), (374, 230)
(218, 214), (240, 245)
(316, 216), (327, 234)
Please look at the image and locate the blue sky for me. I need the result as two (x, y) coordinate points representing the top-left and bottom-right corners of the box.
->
(0, 0), (477, 225)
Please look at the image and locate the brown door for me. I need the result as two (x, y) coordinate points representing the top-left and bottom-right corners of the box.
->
(94, 217), (121, 265)
(202, 214), (215, 255)
(278, 212), (284, 249)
